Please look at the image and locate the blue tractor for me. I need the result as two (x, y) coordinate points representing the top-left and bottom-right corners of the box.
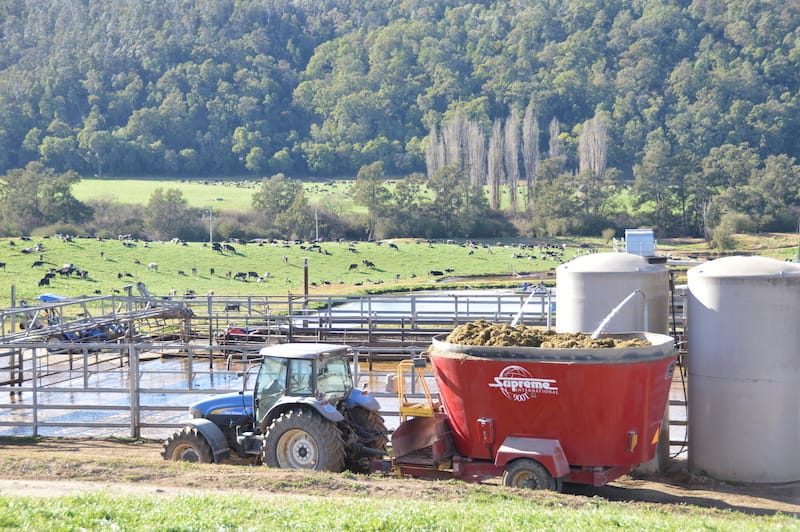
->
(162, 343), (387, 472)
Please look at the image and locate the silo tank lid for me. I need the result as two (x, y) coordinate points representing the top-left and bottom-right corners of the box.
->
(689, 255), (800, 278)
(557, 252), (666, 273)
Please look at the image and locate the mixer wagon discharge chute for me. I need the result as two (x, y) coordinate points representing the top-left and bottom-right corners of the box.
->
(388, 324), (677, 490)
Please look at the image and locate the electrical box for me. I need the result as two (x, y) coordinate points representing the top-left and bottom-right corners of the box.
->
(625, 229), (655, 256)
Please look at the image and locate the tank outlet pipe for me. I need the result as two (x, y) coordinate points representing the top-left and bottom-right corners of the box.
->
(590, 289), (647, 339)
(510, 284), (551, 328)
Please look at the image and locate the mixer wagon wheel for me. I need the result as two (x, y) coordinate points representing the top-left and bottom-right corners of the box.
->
(262, 408), (346, 472)
(502, 459), (560, 491)
(161, 426), (214, 463)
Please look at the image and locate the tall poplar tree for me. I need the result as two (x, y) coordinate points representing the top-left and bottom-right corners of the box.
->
(504, 110), (521, 214)
(465, 120), (486, 187)
(522, 104), (540, 208)
(487, 120), (504, 210)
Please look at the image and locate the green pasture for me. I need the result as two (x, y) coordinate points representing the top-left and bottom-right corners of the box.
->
(74, 178), (362, 213)
(74, 177), (497, 213)
(0, 237), (588, 308)
(0, 490), (791, 531)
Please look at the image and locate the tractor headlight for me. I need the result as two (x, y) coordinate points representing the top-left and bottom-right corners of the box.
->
(189, 406), (202, 418)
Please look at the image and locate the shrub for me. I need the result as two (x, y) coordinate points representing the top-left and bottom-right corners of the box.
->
(32, 223), (85, 237)
(711, 212), (752, 250)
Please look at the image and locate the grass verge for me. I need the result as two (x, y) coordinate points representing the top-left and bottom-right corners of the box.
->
(0, 491), (793, 531)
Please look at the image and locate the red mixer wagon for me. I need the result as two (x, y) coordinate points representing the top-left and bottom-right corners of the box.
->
(389, 332), (676, 490)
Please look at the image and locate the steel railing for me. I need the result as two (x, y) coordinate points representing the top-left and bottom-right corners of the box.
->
(0, 341), (430, 439)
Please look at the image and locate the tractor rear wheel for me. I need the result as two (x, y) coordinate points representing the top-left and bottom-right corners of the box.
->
(262, 408), (345, 472)
(346, 407), (388, 473)
(502, 459), (560, 491)
(161, 426), (214, 463)
(351, 407), (388, 450)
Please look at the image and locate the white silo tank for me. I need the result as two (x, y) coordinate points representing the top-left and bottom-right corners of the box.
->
(555, 252), (670, 335)
(687, 256), (800, 483)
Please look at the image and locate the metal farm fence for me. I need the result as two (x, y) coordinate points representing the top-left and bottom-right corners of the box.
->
(0, 341), (414, 440)
(0, 290), (687, 450)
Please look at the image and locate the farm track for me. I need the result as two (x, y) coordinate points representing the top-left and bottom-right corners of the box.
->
(0, 439), (796, 518)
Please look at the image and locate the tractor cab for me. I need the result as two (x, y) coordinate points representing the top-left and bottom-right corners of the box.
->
(253, 343), (353, 429)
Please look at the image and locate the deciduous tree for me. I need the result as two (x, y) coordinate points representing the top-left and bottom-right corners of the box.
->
(143, 188), (200, 241)
(0, 162), (90, 235)
(252, 173), (313, 238)
(352, 161), (391, 240)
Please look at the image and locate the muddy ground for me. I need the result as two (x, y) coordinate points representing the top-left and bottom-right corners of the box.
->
(0, 438), (796, 518)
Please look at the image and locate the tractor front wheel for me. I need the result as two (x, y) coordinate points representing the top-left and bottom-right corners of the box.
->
(262, 408), (345, 472)
(161, 426), (214, 463)
(501, 459), (560, 491)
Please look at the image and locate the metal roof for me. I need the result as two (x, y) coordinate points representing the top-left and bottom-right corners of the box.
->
(257, 342), (350, 359)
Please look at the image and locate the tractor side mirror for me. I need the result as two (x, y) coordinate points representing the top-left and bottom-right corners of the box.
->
(412, 357), (427, 368)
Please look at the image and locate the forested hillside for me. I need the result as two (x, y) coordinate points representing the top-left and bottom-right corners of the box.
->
(0, 1), (798, 239)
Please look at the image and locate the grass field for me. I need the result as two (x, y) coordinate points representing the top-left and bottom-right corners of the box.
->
(73, 177), (501, 213)
(74, 178), (361, 213)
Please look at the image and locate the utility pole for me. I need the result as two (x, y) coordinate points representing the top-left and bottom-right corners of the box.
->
(303, 257), (309, 327)
(207, 207), (215, 243)
(796, 216), (799, 262)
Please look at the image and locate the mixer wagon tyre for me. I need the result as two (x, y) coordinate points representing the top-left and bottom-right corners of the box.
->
(346, 407), (388, 473)
(262, 408), (346, 472)
(161, 426), (214, 463)
(502, 459), (560, 491)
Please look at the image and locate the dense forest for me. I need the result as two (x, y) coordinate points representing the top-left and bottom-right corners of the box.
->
(0, 0), (799, 240)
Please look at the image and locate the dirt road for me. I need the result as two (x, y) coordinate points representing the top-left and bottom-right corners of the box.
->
(0, 438), (797, 518)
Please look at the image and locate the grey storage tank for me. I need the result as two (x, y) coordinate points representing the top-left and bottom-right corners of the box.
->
(687, 256), (800, 483)
(555, 252), (670, 335)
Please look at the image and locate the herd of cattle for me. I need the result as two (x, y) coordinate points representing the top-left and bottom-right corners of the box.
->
(5, 235), (408, 294)
(2, 234), (583, 299)
(34, 263), (89, 287)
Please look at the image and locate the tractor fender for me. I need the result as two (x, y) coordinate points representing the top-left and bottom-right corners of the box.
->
(186, 418), (231, 464)
(270, 396), (345, 424)
(494, 436), (570, 479)
(343, 388), (381, 411)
